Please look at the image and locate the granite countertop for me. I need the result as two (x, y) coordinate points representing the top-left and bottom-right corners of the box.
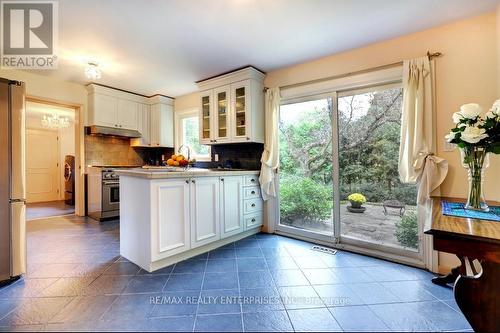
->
(115, 167), (260, 179)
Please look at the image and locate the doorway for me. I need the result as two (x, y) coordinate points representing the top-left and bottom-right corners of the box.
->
(25, 101), (76, 220)
(276, 83), (422, 264)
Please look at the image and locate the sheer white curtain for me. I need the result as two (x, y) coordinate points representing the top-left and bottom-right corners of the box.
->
(259, 88), (280, 200)
(399, 56), (448, 271)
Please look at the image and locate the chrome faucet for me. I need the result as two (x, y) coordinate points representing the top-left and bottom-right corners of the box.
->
(178, 145), (191, 162)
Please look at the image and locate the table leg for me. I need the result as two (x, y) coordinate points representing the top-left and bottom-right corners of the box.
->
(454, 260), (500, 332)
(431, 266), (460, 286)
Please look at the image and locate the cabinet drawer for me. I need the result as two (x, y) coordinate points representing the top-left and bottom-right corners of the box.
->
(244, 175), (259, 187)
(245, 213), (263, 230)
(244, 186), (261, 200)
(244, 198), (263, 214)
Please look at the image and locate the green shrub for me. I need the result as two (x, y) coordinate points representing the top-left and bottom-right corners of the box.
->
(395, 212), (418, 249)
(280, 176), (332, 222)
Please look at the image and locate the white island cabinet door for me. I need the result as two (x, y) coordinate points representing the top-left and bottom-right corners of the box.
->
(220, 176), (244, 238)
(151, 179), (191, 261)
(190, 177), (220, 248)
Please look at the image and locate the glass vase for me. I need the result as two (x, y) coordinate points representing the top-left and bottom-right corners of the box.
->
(460, 147), (490, 212)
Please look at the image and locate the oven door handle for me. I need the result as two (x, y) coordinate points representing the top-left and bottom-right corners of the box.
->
(103, 181), (120, 186)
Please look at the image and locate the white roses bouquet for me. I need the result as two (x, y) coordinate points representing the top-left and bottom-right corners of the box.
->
(445, 100), (499, 211)
(446, 101), (500, 149)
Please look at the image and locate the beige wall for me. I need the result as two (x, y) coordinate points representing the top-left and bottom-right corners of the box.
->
(265, 12), (499, 202)
(174, 92), (199, 112)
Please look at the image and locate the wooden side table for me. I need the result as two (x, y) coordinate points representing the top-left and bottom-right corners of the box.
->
(424, 197), (500, 332)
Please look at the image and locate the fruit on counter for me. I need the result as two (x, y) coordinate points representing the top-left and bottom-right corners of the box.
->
(167, 155), (188, 167)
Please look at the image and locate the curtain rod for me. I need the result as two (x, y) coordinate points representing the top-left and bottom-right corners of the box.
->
(264, 51), (442, 92)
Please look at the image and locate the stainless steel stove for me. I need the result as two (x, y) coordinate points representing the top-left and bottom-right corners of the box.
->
(87, 166), (138, 221)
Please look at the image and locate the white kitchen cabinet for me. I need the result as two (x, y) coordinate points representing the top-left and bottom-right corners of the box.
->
(151, 178), (191, 261)
(119, 171), (263, 272)
(190, 177), (220, 248)
(88, 93), (118, 128)
(150, 103), (174, 147)
(197, 67), (265, 144)
(220, 176), (244, 238)
(117, 99), (139, 130)
(130, 104), (151, 147)
(88, 92), (138, 130)
(87, 84), (174, 146)
(199, 90), (213, 145)
(213, 85), (231, 143)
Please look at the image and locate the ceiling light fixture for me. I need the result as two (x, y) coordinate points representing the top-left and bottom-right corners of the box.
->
(85, 61), (102, 80)
(41, 113), (71, 129)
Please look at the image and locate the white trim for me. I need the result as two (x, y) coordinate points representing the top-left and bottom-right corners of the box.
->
(280, 66), (403, 102)
(174, 108), (211, 162)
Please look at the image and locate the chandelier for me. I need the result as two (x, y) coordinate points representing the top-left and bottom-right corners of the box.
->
(41, 113), (71, 129)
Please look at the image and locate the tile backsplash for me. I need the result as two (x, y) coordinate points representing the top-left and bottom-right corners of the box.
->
(84, 135), (173, 166)
(207, 143), (264, 170)
(84, 134), (262, 170)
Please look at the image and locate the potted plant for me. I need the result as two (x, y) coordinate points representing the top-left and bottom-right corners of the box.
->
(445, 100), (500, 211)
(347, 193), (367, 213)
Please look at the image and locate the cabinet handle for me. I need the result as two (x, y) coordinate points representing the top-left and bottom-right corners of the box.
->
(246, 137), (250, 140)
(251, 203), (256, 207)
(214, 140), (217, 142)
(251, 190), (255, 194)
(192, 180), (196, 183)
(185, 180), (189, 184)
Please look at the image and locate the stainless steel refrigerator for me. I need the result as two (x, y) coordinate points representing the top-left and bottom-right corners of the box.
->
(0, 78), (26, 284)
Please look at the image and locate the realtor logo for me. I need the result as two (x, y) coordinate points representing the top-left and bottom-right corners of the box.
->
(1, 0), (58, 69)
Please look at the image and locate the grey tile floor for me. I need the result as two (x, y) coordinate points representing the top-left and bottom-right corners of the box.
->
(0, 215), (472, 332)
(26, 201), (75, 220)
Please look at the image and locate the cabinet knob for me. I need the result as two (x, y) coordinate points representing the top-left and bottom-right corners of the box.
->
(214, 140), (217, 142)
(251, 190), (255, 194)
(185, 180), (189, 184)
(251, 218), (256, 222)
(192, 179), (196, 183)
(250, 178), (255, 182)
(220, 178), (224, 181)
(251, 203), (256, 207)
(246, 137), (250, 140)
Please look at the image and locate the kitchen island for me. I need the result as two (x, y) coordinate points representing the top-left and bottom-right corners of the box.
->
(116, 168), (263, 272)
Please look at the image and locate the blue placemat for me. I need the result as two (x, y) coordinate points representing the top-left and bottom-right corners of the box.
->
(441, 201), (500, 222)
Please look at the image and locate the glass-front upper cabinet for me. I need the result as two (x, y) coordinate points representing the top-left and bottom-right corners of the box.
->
(199, 90), (212, 144)
(214, 85), (230, 143)
(231, 81), (250, 141)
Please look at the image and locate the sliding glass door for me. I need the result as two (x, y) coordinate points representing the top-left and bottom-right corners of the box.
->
(277, 97), (336, 242)
(337, 85), (420, 256)
(277, 83), (422, 261)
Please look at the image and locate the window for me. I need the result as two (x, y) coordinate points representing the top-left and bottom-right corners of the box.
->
(176, 110), (210, 161)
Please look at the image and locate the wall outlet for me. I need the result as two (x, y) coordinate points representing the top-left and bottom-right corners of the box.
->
(443, 139), (456, 152)
(214, 154), (219, 162)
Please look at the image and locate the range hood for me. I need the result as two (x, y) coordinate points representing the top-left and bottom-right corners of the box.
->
(85, 125), (142, 138)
